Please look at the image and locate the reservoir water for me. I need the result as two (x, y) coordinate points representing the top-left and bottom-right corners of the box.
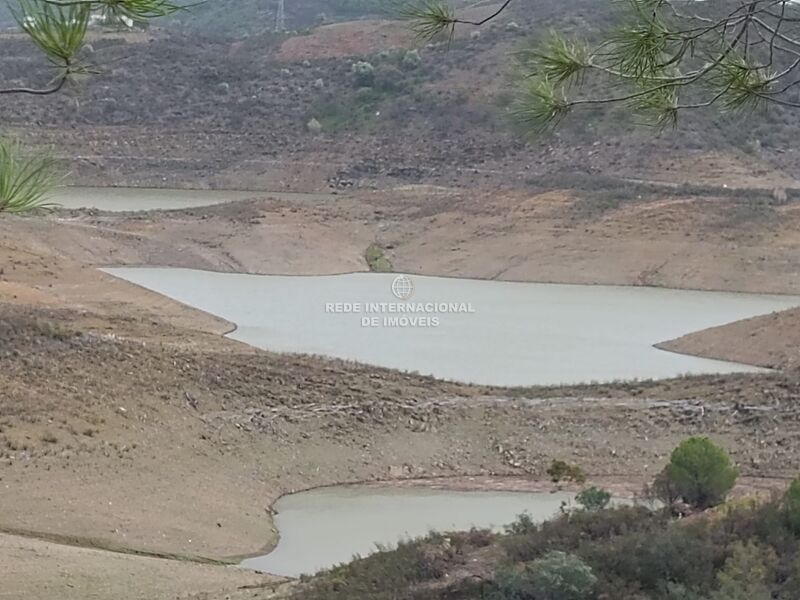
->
(51, 186), (256, 211)
(51, 186), (339, 212)
(103, 268), (799, 386)
(240, 487), (579, 577)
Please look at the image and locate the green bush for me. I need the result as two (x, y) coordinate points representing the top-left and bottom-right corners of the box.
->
(710, 541), (776, 600)
(400, 49), (422, 70)
(503, 506), (661, 562)
(662, 582), (706, 599)
(298, 534), (450, 600)
(546, 459), (586, 485)
(364, 243), (392, 272)
(784, 478), (800, 533)
(664, 437), (738, 509)
(350, 61), (375, 88)
(373, 64), (408, 93)
(583, 522), (722, 594)
(491, 551), (596, 600)
(504, 512), (536, 536)
(575, 486), (611, 512)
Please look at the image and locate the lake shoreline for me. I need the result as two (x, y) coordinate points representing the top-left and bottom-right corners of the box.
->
(4, 189), (800, 599)
(4, 471), (786, 578)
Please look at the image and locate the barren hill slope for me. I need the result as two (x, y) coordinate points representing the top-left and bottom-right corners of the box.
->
(1, 0), (798, 190)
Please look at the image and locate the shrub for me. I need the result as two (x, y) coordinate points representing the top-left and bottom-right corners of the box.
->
(503, 506), (662, 563)
(664, 437), (738, 509)
(373, 64), (408, 93)
(710, 541), (776, 600)
(365, 243), (392, 272)
(662, 582), (706, 599)
(491, 552), (596, 600)
(504, 512), (536, 536)
(547, 459), (587, 485)
(575, 487), (611, 512)
(456, 527), (494, 548)
(400, 49), (422, 70)
(783, 478), (800, 533)
(780, 554), (800, 599)
(299, 535), (449, 600)
(583, 522), (722, 594)
(527, 551), (597, 599)
(491, 565), (538, 599)
(643, 467), (681, 508)
(350, 60), (375, 87)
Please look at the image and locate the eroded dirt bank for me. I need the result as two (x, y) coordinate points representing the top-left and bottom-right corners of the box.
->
(3, 189), (800, 599)
(6, 184), (800, 368)
(5, 184), (800, 295)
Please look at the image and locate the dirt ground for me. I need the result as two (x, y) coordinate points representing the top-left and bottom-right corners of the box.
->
(662, 307), (800, 369)
(3, 185), (800, 599)
(0, 531), (282, 600)
(6, 184), (800, 292)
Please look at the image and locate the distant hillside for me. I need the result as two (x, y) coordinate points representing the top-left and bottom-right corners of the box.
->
(165, 0), (394, 34)
(0, 0), (798, 190)
(0, 0), (390, 34)
(0, 5), (14, 26)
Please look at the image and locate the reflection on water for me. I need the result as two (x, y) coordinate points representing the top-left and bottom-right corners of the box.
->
(103, 269), (800, 386)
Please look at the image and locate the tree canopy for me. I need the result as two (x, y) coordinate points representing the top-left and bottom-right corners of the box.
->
(3, 0), (184, 96)
(404, 0), (800, 131)
(665, 436), (738, 509)
(0, 1), (184, 213)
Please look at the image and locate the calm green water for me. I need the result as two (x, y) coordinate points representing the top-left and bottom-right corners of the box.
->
(103, 269), (800, 386)
(240, 487), (579, 577)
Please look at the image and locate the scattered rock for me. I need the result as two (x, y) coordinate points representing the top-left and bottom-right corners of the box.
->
(306, 117), (323, 133)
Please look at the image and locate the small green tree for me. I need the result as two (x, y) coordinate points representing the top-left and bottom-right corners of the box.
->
(546, 459), (586, 485)
(664, 437), (738, 509)
(575, 486), (611, 512)
(492, 551), (596, 600)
